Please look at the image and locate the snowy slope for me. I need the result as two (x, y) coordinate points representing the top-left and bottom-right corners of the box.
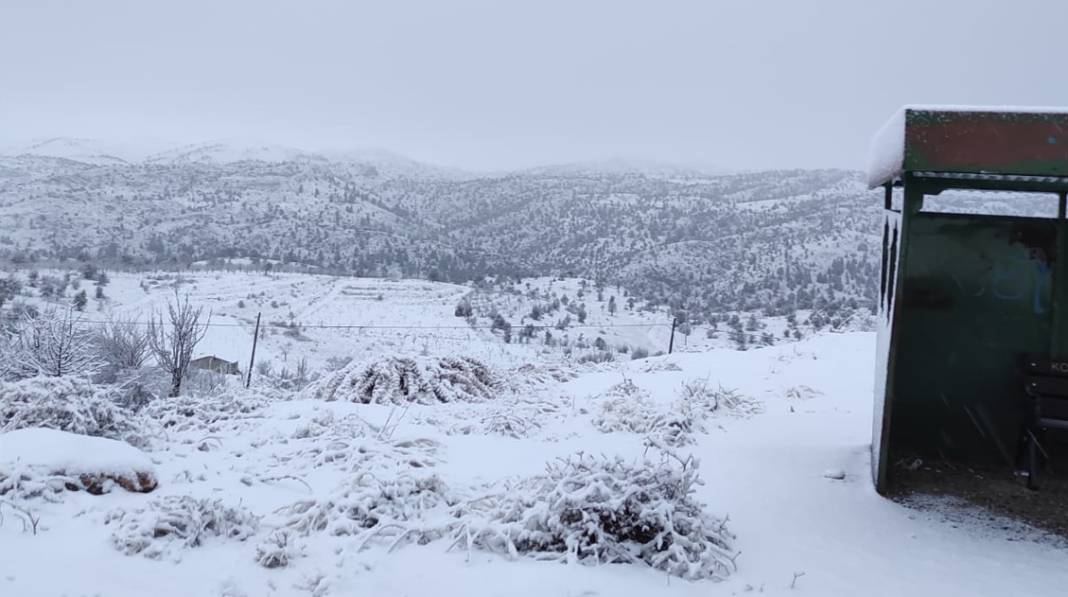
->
(1, 332), (1065, 597)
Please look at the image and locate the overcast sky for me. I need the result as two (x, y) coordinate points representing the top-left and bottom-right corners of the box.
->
(1, 0), (1065, 171)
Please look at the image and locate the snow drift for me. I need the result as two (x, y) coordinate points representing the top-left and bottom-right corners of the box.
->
(0, 427), (157, 497)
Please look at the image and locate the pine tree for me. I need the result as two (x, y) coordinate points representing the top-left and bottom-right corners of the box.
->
(73, 290), (88, 311)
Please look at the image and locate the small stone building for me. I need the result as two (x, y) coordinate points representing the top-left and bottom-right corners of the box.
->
(190, 355), (241, 376)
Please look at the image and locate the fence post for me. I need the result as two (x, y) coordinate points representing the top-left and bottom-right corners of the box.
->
(246, 312), (261, 389)
(668, 317), (677, 354)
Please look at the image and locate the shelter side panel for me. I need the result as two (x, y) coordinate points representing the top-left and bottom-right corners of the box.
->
(889, 213), (1055, 463)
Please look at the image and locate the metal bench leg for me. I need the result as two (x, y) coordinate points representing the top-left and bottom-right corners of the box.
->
(1027, 431), (1040, 491)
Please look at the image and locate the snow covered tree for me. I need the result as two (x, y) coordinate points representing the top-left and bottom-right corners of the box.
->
(0, 276), (20, 309)
(454, 299), (473, 317)
(9, 308), (95, 378)
(72, 290), (88, 311)
(94, 317), (151, 372)
(678, 321), (692, 338)
(147, 293), (210, 397)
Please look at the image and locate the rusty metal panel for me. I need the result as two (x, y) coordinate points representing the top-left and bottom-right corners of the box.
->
(904, 110), (1068, 178)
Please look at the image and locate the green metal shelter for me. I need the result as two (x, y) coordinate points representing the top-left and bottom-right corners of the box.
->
(869, 106), (1068, 494)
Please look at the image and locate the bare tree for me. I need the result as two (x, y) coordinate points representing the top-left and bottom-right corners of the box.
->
(94, 316), (151, 375)
(147, 293), (210, 397)
(11, 308), (95, 378)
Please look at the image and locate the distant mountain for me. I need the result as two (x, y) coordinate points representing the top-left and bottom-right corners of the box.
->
(10, 137), (140, 166)
(143, 142), (314, 165)
(522, 157), (728, 179)
(0, 143), (882, 321)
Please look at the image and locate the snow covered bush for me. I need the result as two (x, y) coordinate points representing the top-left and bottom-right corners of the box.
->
(107, 496), (260, 560)
(640, 359), (682, 373)
(591, 380), (695, 446)
(784, 384), (823, 401)
(279, 473), (456, 548)
(508, 363), (578, 390)
(290, 409), (373, 440)
(0, 375), (144, 445)
(470, 410), (542, 438)
(308, 356), (499, 405)
(274, 451), (735, 581)
(270, 430), (441, 476)
(256, 530), (304, 569)
(676, 379), (762, 418)
(109, 366), (165, 412)
(423, 394), (567, 439)
(143, 389), (268, 434)
(592, 380), (656, 434)
(456, 451), (736, 581)
(91, 318), (150, 383)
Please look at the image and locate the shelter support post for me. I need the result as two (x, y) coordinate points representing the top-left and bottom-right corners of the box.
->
(1055, 193), (1068, 359)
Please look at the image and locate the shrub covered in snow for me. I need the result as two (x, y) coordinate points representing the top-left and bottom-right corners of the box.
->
(455, 451), (736, 581)
(675, 379), (763, 419)
(273, 431), (441, 474)
(255, 530), (304, 569)
(591, 380), (695, 446)
(592, 380), (656, 434)
(0, 375), (144, 445)
(592, 379), (761, 446)
(422, 394), (568, 439)
(107, 496), (260, 560)
(508, 363), (578, 390)
(272, 448), (735, 581)
(308, 356), (499, 405)
(290, 409), (373, 440)
(279, 473), (455, 549)
(142, 389), (268, 434)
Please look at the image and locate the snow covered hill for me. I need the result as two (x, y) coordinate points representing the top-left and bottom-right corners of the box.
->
(11, 134), (1033, 329)
(0, 139), (881, 320)
(2, 330), (1065, 597)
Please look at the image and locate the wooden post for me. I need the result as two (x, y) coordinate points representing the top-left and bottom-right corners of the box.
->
(246, 312), (261, 389)
(668, 317), (677, 354)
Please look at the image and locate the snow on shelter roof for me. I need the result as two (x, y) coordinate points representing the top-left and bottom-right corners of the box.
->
(866, 105), (1068, 189)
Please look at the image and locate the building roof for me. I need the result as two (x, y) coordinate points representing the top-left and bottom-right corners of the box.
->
(867, 106), (1068, 189)
(191, 355), (237, 364)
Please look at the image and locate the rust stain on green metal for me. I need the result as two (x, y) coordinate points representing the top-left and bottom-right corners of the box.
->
(904, 110), (1068, 177)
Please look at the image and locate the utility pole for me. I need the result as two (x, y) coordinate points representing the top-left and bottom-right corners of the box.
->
(246, 312), (261, 389)
(668, 317), (677, 354)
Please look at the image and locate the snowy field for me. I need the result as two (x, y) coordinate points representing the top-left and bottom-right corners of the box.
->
(6, 269), (797, 376)
(3, 322), (1067, 596)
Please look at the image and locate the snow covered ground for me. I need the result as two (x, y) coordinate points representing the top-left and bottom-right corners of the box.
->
(2, 328), (1066, 597)
(9, 270), (802, 377)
